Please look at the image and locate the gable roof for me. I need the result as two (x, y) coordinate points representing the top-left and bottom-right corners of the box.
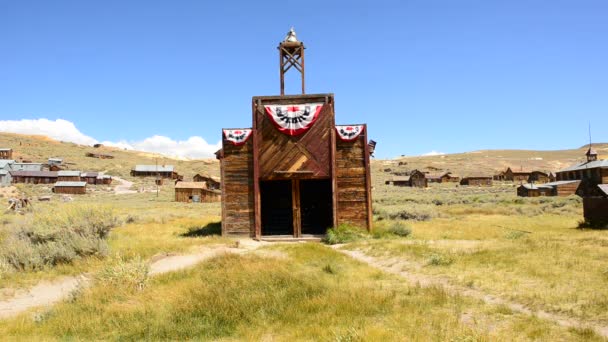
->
(133, 165), (174, 172)
(9, 171), (58, 177)
(0, 160), (15, 169)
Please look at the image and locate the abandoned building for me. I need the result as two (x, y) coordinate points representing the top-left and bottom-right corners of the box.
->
(85, 152), (114, 159)
(0, 148), (13, 160)
(504, 167), (532, 182)
(57, 170), (82, 182)
(193, 174), (221, 190)
(385, 176), (410, 186)
(216, 30), (372, 238)
(528, 171), (551, 184)
(556, 148), (608, 183)
(48, 158), (63, 166)
(409, 170), (428, 188)
(11, 171), (58, 184)
(427, 172), (459, 183)
(53, 181), (87, 195)
(460, 175), (493, 186)
(131, 165), (180, 179)
(10, 162), (43, 172)
(517, 180), (580, 197)
(80, 172), (112, 185)
(175, 182), (221, 203)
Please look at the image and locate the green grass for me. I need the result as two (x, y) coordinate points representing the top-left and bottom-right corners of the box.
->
(0, 244), (599, 341)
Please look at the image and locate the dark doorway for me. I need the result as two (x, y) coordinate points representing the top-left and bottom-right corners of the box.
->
(300, 179), (333, 235)
(261, 180), (293, 235)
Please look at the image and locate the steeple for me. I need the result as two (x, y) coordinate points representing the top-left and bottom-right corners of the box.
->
(586, 146), (598, 162)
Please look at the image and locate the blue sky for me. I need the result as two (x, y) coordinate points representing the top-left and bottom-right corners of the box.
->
(0, 1), (607, 158)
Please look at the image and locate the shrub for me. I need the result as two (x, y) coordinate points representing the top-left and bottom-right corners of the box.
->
(324, 224), (369, 245)
(426, 253), (453, 266)
(387, 222), (412, 237)
(504, 230), (526, 240)
(0, 205), (119, 272)
(96, 255), (150, 291)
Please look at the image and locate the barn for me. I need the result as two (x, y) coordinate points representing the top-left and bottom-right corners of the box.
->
(0, 148), (12, 160)
(175, 182), (221, 203)
(53, 181), (87, 195)
(57, 170), (82, 182)
(193, 174), (221, 190)
(216, 31), (372, 239)
(460, 175), (493, 186)
(409, 170), (428, 188)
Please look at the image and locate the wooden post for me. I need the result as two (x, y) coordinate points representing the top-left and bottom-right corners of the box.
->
(363, 124), (373, 231)
(252, 100), (261, 239)
(292, 179), (301, 237)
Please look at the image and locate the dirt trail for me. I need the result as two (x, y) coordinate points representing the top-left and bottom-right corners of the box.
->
(334, 246), (608, 338)
(113, 177), (136, 194)
(0, 240), (267, 320)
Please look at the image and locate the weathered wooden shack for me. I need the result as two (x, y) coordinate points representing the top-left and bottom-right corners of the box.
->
(193, 174), (221, 190)
(53, 181), (87, 195)
(10, 171), (58, 184)
(81, 172), (99, 184)
(0, 148), (13, 160)
(460, 176), (493, 186)
(10, 163), (43, 172)
(175, 182), (221, 203)
(517, 180), (580, 197)
(385, 176), (410, 186)
(528, 171), (550, 184)
(441, 173), (460, 183)
(57, 170), (82, 182)
(581, 184), (608, 225)
(410, 170), (428, 188)
(504, 167), (532, 182)
(131, 165), (180, 179)
(217, 30), (372, 238)
(48, 158), (63, 166)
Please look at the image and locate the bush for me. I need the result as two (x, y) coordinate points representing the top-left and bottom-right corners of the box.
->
(324, 224), (369, 245)
(0, 205), (119, 272)
(504, 230), (526, 240)
(387, 222), (412, 237)
(97, 255), (149, 291)
(426, 253), (453, 266)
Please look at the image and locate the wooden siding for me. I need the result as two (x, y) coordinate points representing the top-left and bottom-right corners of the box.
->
(58, 176), (81, 182)
(0, 150), (12, 160)
(254, 96), (333, 180)
(460, 177), (493, 186)
(175, 188), (221, 203)
(555, 181), (581, 196)
(335, 132), (372, 230)
(220, 135), (254, 236)
(54, 186), (86, 195)
(583, 197), (608, 224)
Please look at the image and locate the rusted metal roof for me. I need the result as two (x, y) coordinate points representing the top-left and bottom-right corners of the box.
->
(175, 181), (207, 189)
(54, 181), (87, 187)
(0, 160), (15, 168)
(133, 165), (174, 172)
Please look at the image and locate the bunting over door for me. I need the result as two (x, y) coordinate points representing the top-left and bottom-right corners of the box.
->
(336, 125), (364, 142)
(264, 103), (323, 136)
(223, 129), (252, 146)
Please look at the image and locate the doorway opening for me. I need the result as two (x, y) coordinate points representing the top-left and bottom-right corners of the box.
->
(300, 179), (333, 235)
(260, 180), (293, 235)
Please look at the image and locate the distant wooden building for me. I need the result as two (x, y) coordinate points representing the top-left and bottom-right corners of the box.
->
(81, 172), (99, 184)
(460, 176), (493, 186)
(504, 167), (532, 182)
(493, 171), (506, 181)
(517, 180), (580, 197)
(10, 171), (58, 184)
(53, 181), (87, 195)
(131, 165), (180, 179)
(527, 171), (550, 184)
(410, 170), (428, 188)
(48, 158), (63, 166)
(556, 148), (608, 183)
(193, 174), (221, 190)
(0, 148), (13, 160)
(57, 170), (82, 182)
(581, 184), (608, 226)
(441, 173), (460, 183)
(385, 176), (410, 186)
(10, 163), (43, 172)
(175, 182), (221, 203)
(427, 172), (459, 183)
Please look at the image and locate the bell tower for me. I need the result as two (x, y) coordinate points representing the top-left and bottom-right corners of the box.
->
(278, 28), (305, 95)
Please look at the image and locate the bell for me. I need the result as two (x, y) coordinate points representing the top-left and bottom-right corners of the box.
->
(284, 27), (298, 42)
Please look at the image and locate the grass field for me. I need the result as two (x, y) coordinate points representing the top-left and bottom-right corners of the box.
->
(1, 133), (607, 340)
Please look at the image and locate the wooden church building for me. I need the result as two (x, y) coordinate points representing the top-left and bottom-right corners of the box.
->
(217, 29), (373, 238)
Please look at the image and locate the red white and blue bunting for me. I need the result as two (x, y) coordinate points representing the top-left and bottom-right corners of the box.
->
(335, 125), (364, 142)
(223, 129), (252, 146)
(264, 103), (323, 136)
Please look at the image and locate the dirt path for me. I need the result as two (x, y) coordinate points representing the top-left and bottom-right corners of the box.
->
(113, 177), (136, 194)
(334, 246), (608, 338)
(0, 240), (267, 320)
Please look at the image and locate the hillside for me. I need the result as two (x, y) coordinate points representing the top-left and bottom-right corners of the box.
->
(1, 132), (606, 183)
(0, 133), (219, 181)
(373, 143), (608, 183)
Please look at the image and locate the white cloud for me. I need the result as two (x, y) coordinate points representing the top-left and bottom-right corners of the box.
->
(0, 118), (98, 145)
(421, 150), (446, 156)
(0, 118), (221, 159)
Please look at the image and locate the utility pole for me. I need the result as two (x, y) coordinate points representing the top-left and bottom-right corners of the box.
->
(156, 157), (159, 198)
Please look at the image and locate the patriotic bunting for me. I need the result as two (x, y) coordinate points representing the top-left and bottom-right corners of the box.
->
(223, 129), (252, 146)
(264, 103), (323, 136)
(336, 125), (364, 142)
